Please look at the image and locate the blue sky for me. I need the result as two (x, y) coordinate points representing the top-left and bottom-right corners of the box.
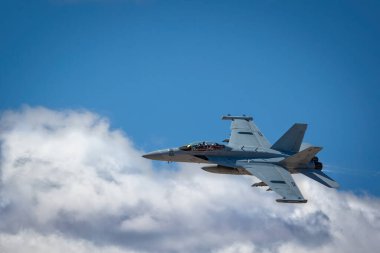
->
(1, 0), (379, 196)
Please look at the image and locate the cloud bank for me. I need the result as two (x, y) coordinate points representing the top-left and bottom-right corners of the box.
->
(0, 106), (379, 253)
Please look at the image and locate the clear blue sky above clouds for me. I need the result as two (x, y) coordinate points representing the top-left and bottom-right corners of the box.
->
(1, 0), (379, 194)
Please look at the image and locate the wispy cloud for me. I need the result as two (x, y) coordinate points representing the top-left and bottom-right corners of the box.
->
(324, 164), (380, 177)
(0, 106), (379, 253)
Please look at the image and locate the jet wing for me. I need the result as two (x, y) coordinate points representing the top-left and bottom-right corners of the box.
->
(222, 116), (271, 148)
(238, 162), (307, 203)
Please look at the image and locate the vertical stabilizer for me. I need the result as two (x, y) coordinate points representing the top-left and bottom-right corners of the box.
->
(271, 123), (307, 153)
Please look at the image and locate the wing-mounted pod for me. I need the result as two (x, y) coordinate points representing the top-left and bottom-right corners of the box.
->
(202, 165), (251, 175)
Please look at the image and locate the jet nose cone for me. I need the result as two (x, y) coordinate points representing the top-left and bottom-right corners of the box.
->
(142, 148), (176, 161)
(142, 151), (164, 160)
(142, 152), (155, 159)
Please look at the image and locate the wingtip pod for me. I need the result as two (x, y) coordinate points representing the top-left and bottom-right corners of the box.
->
(222, 115), (253, 121)
(276, 199), (308, 204)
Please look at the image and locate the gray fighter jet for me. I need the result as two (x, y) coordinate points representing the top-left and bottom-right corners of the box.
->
(143, 115), (339, 203)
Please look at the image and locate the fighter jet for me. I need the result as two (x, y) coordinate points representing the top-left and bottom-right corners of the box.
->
(143, 115), (339, 203)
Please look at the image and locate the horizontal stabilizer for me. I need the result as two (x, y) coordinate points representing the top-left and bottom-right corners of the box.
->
(299, 169), (339, 188)
(272, 123), (307, 153)
(280, 146), (322, 169)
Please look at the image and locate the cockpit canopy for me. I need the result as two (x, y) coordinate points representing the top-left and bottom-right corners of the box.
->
(179, 141), (226, 151)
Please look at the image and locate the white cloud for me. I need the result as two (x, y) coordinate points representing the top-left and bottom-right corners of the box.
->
(212, 242), (258, 253)
(120, 214), (161, 233)
(0, 106), (379, 253)
(0, 229), (137, 253)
